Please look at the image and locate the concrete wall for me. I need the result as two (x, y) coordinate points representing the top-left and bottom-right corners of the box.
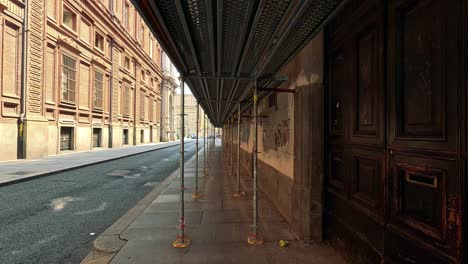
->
(233, 31), (324, 240)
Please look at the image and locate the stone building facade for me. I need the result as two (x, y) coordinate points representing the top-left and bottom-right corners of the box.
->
(0, 0), (164, 161)
(174, 93), (207, 139)
(160, 51), (177, 142)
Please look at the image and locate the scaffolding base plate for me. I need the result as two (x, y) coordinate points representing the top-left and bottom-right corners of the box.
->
(172, 239), (191, 248)
(247, 235), (264, 245)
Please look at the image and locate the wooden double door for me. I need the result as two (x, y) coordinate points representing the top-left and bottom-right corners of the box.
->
(325, 0), (464, 263)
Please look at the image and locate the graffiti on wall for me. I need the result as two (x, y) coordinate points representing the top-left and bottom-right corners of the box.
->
(273, 119), (290, 150)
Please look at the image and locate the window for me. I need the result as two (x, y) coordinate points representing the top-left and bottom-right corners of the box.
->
(140, 130), (144, 143)
(95, 32), (104, 51)
(92, 128), (102, 147)
(60, 127), (74, 150)
(123, 3), (129, 29)
(62, 7), (76, 30)
(123, 85), (130, 115)
(123, 129), (129, 144)
(141, 70), (145, 83)
(124, 56), (130, 70)
(93, 70), (104, 109)
(108, 0), (114, 12)
(61, 54), (77, 103)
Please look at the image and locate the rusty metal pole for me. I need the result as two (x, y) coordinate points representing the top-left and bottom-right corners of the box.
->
(248, 79), (262, 245)
(192, 103), (200, 199)
(204, 114), (207, 175)
(206, 116), (208, 160)
(226, 118), (230, 159)
(230, 116), (234, 176)
(173, 78), (190, 248)
(224, 119), (229, 159)
(234, 102), (242, 196)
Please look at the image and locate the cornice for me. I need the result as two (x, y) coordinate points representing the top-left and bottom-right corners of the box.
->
(58, 36), (82, 54)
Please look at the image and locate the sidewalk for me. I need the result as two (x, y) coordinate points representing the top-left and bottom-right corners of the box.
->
(0, 140), (189, 186)
(82, 140), (346, 264)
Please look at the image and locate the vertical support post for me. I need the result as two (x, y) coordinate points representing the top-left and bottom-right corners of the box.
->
(192, 103), (200, 199)
(204, 114), (207, 176)
(226, 119), (230, 159)
(234, 102), (242, 197)
(207, 117), (209, 158)
(173, 78), (190, 248)
(230, 116), (234, 176)
(248, 79), (263, 245)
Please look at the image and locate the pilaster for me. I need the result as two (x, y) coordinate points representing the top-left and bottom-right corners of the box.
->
(24, 0), (48, 159)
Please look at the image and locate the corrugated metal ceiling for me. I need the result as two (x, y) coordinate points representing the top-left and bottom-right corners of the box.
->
(132, 0), (345, 126)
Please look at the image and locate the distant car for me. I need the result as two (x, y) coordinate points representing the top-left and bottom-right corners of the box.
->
(190, 134), (196, 139)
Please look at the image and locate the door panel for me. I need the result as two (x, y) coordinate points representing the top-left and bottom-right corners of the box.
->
(388, 0), (458, 153)
(326, 0), (463, 263)
(328, 44), (349, 146)
(350, 148), (385, 219)
(328, 145), (348, 194)
(349, 10), (385, 147)
(388, 154), (460, 257)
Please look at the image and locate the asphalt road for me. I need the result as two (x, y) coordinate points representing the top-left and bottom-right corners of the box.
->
(0, 141), (200, 264)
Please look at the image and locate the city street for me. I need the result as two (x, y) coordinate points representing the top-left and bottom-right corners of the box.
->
(0, 141), (200, 264)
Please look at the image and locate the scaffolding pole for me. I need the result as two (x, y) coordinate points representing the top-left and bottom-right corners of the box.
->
(230, 116), (234, 176)
(173, 78), (190, 248)
(192, 103), (200, 199)
(225, 118), (229, 159)
(234, 102), (242, 197)
(204, 114), (207, 176)
(248, 79), (263, 245)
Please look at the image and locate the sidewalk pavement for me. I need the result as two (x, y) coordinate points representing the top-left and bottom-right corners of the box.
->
(82, 140), (346, 264)
(0, 140), (190, 186)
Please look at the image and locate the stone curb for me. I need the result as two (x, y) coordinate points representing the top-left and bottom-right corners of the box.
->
(81, 146), (203, 263)
(0, 141), (187, 187)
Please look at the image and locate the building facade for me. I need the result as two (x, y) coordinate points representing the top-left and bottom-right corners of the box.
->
(174, 93), (207, 139)
(160, 51), (177, 142)
(0, 0), (164, 161)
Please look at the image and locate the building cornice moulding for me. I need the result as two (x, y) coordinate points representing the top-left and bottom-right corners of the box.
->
(58, 36), (82, 54)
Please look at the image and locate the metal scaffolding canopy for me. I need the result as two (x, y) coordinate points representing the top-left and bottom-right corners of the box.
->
(132, 0), (345, 127)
